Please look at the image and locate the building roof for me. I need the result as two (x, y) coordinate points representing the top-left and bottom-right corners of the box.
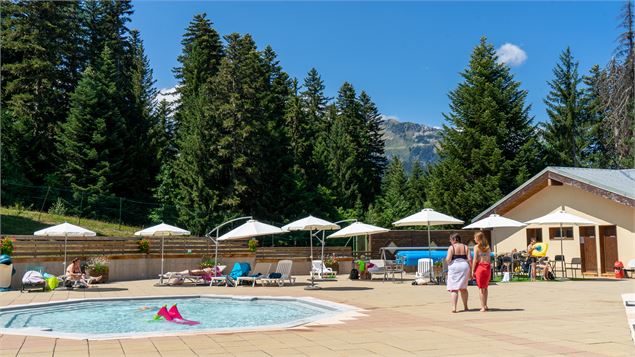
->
(473, 167), (635, 221)
(548, 167), (635, 200)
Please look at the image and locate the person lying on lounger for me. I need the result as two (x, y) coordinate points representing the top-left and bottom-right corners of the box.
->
(173, 267), (217, 276)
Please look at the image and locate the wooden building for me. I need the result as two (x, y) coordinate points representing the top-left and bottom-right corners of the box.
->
(473, 167), (635, 276)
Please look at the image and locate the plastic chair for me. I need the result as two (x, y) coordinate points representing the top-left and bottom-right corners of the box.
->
(566, 257), (583, 278)
(416, 258), (434, 282)
(553, 255), (566, 278)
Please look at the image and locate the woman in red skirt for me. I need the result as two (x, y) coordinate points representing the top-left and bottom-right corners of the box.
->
(472, 232), (491, 312)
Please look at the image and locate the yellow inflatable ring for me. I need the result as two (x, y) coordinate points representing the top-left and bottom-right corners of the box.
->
(531, 243), (548, 257)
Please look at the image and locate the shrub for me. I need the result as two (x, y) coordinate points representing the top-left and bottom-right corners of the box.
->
(138, 238), (150, 254)
(1, 237), (15, 256)
(200, 258), (216, 269)
(324, 254), (338, 268)
(86, 256), (110, 275)
(48, 198), (67, 216)
(11, 202), (31, 216)
(248, 238), (258, 253)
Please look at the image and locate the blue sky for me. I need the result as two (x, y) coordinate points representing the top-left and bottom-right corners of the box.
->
(131, 1), (623, 126)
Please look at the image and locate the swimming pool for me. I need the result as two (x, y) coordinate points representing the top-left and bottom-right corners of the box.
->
(0, 295), (360, 339)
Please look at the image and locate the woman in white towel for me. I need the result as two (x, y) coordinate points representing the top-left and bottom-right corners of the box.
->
(446, 233), (472, 313)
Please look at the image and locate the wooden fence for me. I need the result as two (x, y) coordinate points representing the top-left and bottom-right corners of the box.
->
(4, 235), (352, 260)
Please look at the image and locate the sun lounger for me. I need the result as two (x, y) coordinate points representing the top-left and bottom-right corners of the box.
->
(213, 262), (251, 287)
(21, 266), (47, 292)
(625, 259), (635, 278)
(260, 260), (296, 287)
(416, 258), (434, 282)
(385, 258), (405, 282)
(367, 259), (386, 280)
(159, 266), (226, 286)
(235, 262), (272, 287)
(310, 260), (337, 280)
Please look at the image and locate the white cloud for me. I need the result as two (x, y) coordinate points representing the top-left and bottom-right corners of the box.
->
(495, 43), (527, 67)
(380, 114), (400, 122)
(156, 86), (180, 105)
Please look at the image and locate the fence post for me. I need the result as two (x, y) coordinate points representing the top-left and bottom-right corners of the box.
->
(118, 198), (123, 229)
(38, 186), (51, 220)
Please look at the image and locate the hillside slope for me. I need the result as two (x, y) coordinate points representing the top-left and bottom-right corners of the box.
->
(0, 207), (141, 236)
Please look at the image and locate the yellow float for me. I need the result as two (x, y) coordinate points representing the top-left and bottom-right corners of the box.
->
(531, 243), (548, 257)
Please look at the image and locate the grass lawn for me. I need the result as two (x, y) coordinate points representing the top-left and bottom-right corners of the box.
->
(0, 207), (141, 236)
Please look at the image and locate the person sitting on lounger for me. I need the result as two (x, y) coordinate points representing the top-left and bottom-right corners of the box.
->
(536, 257), (553, 280)
(66, 258), (101, 287)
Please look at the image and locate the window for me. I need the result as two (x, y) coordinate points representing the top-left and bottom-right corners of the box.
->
(526, 228), (543, 245)
(549, 227), (574, 240)
(579, 226), (595, 238)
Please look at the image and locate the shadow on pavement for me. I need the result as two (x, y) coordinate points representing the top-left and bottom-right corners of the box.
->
(319, 286), (374, 291)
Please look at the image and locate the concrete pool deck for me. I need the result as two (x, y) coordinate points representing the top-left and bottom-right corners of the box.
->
(0, 276), (634, 357)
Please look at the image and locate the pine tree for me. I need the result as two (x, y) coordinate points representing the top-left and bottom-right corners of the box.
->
(301, 68), (329, 137)
(149, 100), (180, 223)
(358, 91), (387, 206)
(169, 13), (225, 233)
(328, 82), (365, 208)
(299, 68), (336, 215)
(407, 160), (428, 211)
(153, 100), (178, 163)
(82, 0), (133, 71)
(303, 69), (330, 177)
(582, 65), (611, 168)
(542, 47), (587, 167)
(367, 157), (410, 228)
(256, 45), (294, 219)
(285, 75), (336, 217)
(174, 13), (223, 99)
(427, 37), (540, 221)
(325, 109), (361, 209)
(1, 0), (84, 185)
(173, 33), (270, 233)
(603, 0), (635, 167)
(120, 29), (159, 199)
(285, 79), (307, 165)
(56, 47), (127, 217)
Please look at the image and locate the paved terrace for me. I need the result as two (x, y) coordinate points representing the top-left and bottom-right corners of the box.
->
(0, 276), (633, 357)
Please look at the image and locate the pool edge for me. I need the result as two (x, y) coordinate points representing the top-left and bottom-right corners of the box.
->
(0, 294), (367, 340)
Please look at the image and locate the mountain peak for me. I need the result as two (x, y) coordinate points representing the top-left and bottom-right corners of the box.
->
(381, 117), (442, 171)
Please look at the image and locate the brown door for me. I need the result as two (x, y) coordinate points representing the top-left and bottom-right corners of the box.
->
(579, 226), (597, 272)
(599, 225), (618, 274)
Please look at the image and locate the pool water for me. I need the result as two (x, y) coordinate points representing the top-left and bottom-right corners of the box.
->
(0, 296), (334, 338)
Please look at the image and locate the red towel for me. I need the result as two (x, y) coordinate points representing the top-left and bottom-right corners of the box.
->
(474, 262), (491, 289)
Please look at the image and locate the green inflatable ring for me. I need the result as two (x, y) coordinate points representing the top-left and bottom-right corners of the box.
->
(46, 276), (59, 290)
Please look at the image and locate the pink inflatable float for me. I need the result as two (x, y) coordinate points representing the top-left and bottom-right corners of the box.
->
(154, 304), (200, 326)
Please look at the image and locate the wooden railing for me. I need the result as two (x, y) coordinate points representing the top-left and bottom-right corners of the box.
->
(4, 235), (352, 260)
(256, 247), (352, 260)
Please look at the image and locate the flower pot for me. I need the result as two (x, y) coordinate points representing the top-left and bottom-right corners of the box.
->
(325, 261), (338, 270)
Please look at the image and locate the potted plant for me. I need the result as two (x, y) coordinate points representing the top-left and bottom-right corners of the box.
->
(324, 254), (338, 270)
(433, 261), (444, 277)
(1, 237), (15, 256)
(86, 256), (110, 283)
(200, 257), (216, 269)
(248, 238), (258, 253)
(138, 238), (150, 254)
